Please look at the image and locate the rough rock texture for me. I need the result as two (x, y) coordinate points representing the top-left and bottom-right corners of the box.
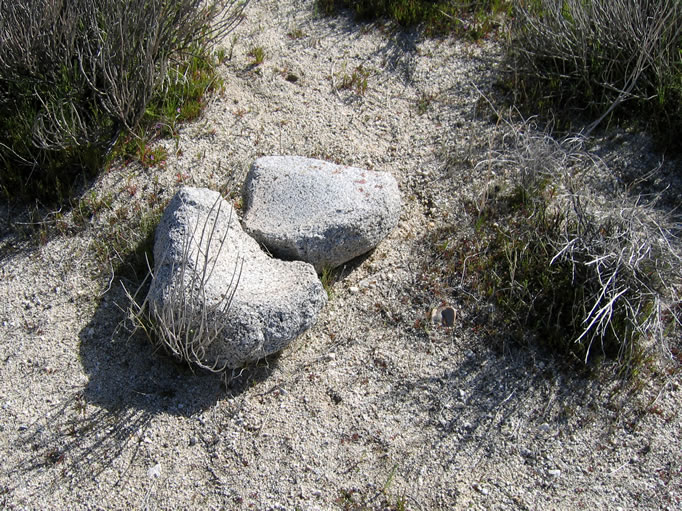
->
(242, 156), (401, 272)
(147, 186), (327, 369)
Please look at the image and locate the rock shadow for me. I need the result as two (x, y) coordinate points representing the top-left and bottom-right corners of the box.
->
(78, 282), (225, 417)
(78, 275), (280, 417)
(8, 271), (281, 494)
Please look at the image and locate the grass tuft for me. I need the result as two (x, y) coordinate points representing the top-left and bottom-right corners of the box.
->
(507, 0), (682, 147)
(126, 195), (243, 373)
(450, 118), (681, 371)
(318, 0), (510, 38)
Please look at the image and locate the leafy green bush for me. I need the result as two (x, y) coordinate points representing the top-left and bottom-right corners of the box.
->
(508, 0), (682, 142)
(318, 0), (510, 38)
(0, 0), (247, 202)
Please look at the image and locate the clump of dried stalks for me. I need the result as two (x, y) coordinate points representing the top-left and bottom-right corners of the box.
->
(473, 115), (681, 367)
(125, 197), (242, 373)
(0, 0), (248, 198)
(509, 0), (682, 135)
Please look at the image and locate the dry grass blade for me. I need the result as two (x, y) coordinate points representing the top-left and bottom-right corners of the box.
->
(125, 196), (243, 373)
(472, 110), (681, 367)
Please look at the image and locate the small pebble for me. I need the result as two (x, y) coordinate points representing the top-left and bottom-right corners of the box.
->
(431, 305), (456, 327)
(538, 423), (551, 433)
(547, 469), (561, 477)
(473, 483), (489, 495)
(147, 463), (161, 478)
(349, 286), (359, 294)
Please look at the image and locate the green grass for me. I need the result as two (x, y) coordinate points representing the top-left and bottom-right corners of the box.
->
(507, 0), (682, 150)
(112, 47), (224, 167)
(248, 46), (266, 66)
(334, 63), (372, 95)
(320, 266), (339, 299)
(318, 0), (510, 38)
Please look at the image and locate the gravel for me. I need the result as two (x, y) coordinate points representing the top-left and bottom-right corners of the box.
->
(1, 1), (680, 510)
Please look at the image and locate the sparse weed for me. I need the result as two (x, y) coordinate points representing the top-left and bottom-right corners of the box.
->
(248, 46), (266, 66)
(456, 121), (681, 371)
(126, 194), (243, 372)
(426, 103), (682, 373)
(416, 92), (435, 115)
(334, 63), (372, 95)
(287, 28), (306, 39)
(320, 266), (338, 299)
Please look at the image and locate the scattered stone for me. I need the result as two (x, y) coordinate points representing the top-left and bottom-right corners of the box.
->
(147, 187), (327, 369)
(473, 483), (489, 495)
(242, 156), (401, 272)
(148, 463), (161, 479)
(431, 305), (456, 327)
(547, 469), (561, 477)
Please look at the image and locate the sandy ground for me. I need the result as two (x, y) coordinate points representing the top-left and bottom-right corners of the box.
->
(1, 1), (681, 509)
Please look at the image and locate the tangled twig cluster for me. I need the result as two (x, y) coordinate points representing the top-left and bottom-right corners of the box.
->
(474, 115), (681, 365)
(510, 0), (682, 134)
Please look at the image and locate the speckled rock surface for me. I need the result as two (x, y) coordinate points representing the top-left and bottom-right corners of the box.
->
(242, 156), (401, 272)
(148, 186), (327, 368)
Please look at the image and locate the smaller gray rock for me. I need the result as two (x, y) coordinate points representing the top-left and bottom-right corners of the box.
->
(431, 305), (456, 327)
(242, 156), (401, 272)
(147, 187), (327, 369)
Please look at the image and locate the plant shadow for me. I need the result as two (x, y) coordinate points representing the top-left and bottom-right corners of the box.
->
(8, 255), (279, 492)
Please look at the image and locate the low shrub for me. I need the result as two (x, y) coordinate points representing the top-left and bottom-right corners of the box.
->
(508, 0), (682, 143)
(318, 0), (510, 38)
(0, 0), (248, 202)
(445, 120), (681, 370)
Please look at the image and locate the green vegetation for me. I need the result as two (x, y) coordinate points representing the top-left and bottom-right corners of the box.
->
(248, 46), (266, 66)
(0, 0), (248, 203)
(320, 266), (341, 300)
(334, 63), (372, 95)
(508, 0), (682, 147)
(317, 0), (510, 38)
(436, 125), (680, 370)
(113, 48), (226, 167)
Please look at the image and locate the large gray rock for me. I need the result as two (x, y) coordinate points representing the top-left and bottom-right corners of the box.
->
(147, 187), (327, 370)
(242, 156), (401, 272)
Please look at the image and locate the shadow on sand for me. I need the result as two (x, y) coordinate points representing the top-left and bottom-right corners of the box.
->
(10, 267), (278, 491)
